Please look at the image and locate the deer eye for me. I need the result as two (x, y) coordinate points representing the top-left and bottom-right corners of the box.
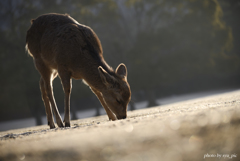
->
(116, 99), (121, 104)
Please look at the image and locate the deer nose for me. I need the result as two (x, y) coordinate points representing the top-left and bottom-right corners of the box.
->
(117, 115), (127, 119)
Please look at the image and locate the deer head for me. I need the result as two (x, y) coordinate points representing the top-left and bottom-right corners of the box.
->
(98, 63), (131, 119)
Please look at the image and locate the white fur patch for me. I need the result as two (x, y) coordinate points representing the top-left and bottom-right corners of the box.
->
(25, 43), (32, 57)
(82, 79), (89, 86)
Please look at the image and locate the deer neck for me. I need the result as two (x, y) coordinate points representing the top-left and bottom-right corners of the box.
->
(82, 58), (114, 92)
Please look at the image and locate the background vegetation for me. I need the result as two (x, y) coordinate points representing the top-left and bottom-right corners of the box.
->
(0, 0), (239, 124)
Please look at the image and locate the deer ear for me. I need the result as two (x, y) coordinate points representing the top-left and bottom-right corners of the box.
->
(98, 66), (115, 87)
(116, 63), (127, 78)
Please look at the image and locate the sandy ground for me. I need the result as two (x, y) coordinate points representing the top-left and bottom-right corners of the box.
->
(0, 89), (234, 131)
(0, 90), (240, 161)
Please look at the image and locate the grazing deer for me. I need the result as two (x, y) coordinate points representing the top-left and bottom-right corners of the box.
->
(26, 13), (131, 129)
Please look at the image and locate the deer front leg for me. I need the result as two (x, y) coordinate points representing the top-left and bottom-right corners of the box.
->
(91, 88), (117, 121)
(59, 69), (72, 127)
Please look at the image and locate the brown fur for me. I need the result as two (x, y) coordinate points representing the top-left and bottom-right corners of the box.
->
(26, 13), (131, 129)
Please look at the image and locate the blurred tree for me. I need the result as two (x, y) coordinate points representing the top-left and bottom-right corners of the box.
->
(0, 0), (239, 123)
(218, 0), (240, 60)
(0, 0), (40, 121)
(0, 0), (104, 122)
(119, 0), (239, 104)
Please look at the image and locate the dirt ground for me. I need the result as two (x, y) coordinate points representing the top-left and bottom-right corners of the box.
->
(0, 90), (240, 161)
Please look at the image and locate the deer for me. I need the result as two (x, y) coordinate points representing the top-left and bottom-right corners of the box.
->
(26, 13), (131, 129)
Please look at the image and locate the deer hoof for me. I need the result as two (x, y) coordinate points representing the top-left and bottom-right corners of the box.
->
(49, 123), (56, 129)
(65, 122), (71, 127)
(57, 121), (64, 128)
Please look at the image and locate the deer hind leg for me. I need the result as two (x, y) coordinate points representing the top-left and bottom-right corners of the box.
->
(35, 59), (64, 128)
(40, 77), (55, 129)
(50, 71), (64, 128)
(58, 68), (72, 127)
(91, 88), (117, 121)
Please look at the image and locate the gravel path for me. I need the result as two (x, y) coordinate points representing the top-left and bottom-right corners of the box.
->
(0, 90), (240, 161)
